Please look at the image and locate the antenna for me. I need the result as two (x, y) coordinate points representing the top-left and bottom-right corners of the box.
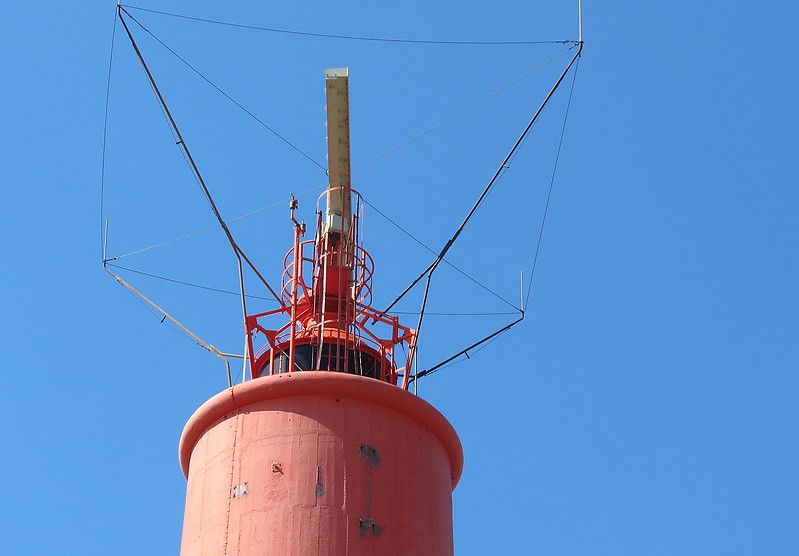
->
(178, 70), (462, 554)
(579, 0), (583, 43)
(324, 67), (352, 237)
(106, 10), (582, 551)
(243, 68), (418, 389)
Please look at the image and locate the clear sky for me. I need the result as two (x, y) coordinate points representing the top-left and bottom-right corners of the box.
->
(2, 1), (798, 554)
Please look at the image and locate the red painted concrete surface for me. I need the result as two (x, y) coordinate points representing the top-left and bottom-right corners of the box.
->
(179, 372), (463, 555)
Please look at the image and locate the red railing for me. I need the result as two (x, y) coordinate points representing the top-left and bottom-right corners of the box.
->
(245, 188), (416, 390)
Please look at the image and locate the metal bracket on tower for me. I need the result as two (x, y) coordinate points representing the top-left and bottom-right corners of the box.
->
(358, 444), (381, 537)
(359, 518), (382, 537)
(232, 482), (248, 498)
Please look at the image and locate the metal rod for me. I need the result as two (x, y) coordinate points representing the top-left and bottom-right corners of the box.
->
(242, 334), (251, 381)
(103, 219), (109, 263)
(383, 43), (583, 316)
(236, 247), (284, 307)
(288, 213), (302, 374)
(117, 7), (285, 310)
(413, 350), (418, 395)
(410, 44), (583, 383)
(217, 352), (245, 359)
(105, 265), (234, 386)
(413, 312), (525, 382)
(235, 253), (249, 380)
(579, 0), (583, 43)
(412, 272), (434, 365)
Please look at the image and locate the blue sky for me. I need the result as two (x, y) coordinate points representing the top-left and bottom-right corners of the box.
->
(2, 1), (798, 554)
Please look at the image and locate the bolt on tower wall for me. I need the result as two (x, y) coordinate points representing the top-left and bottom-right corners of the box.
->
(178, 69), (463, 555)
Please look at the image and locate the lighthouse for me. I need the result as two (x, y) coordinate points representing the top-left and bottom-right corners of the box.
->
(177, 69), (464, 555)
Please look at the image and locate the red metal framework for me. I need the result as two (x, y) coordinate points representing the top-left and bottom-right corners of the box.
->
(246, 188), (417, 389)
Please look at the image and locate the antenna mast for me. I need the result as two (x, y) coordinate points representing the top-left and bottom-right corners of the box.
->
(244, 68), (417, 389)
(178, 72), (461, 553)
(324, 67), (353, 240)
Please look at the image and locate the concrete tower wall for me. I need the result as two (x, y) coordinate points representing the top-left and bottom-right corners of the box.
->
(179, 372), (463, 556)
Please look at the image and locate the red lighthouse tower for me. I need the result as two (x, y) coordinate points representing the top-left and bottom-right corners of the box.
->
(178, 68), (463, 555)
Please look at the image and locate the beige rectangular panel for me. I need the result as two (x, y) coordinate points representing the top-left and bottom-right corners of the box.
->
(324, 68), (351, 233)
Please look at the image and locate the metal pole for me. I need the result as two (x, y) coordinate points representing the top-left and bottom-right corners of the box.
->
(117, 7), (285, 309)
(289, 210), (302, 373)
(103, 219), (109, 263)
